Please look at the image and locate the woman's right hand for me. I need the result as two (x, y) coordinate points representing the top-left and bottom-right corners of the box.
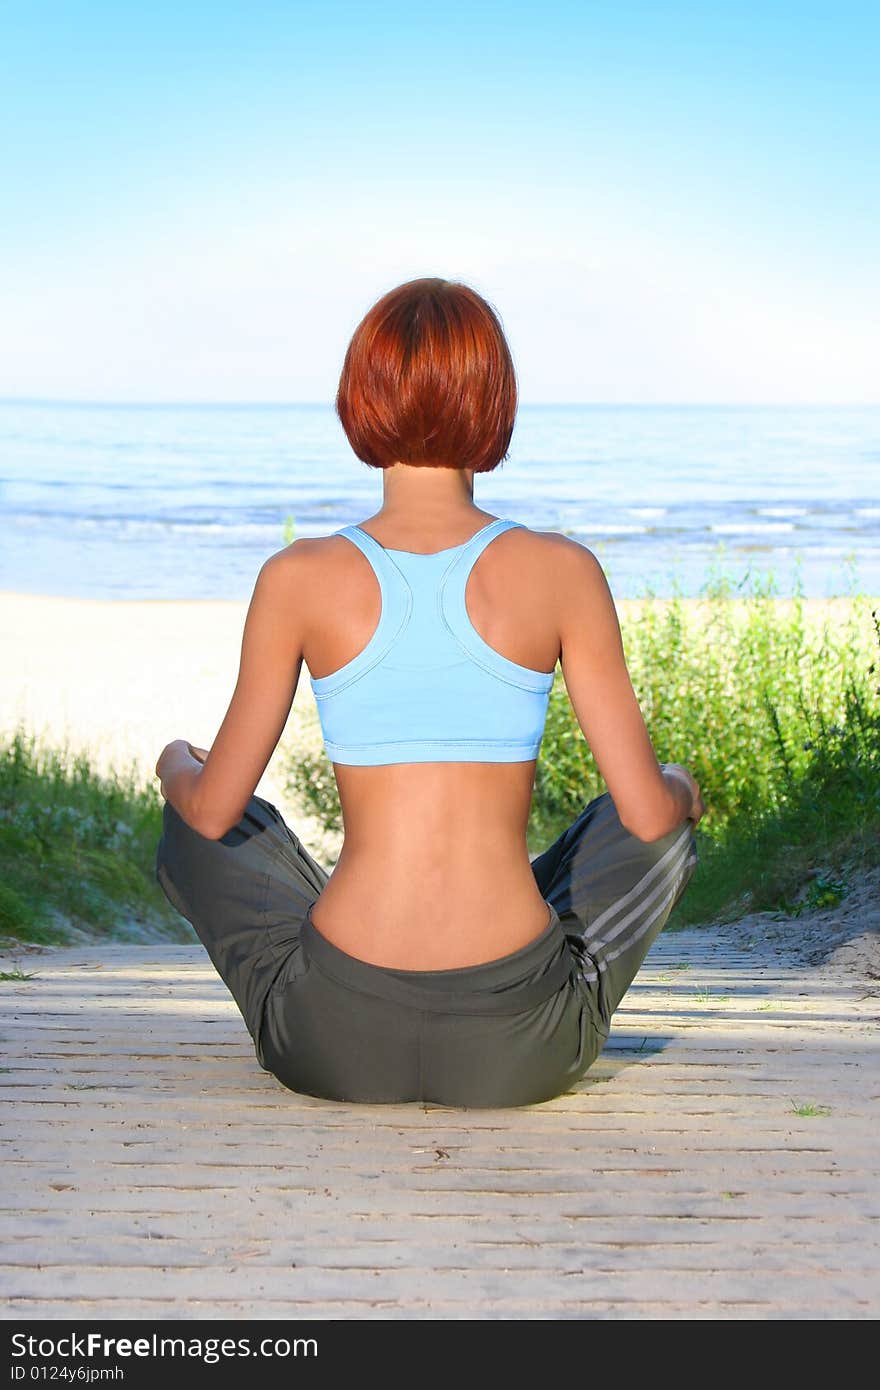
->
(663, 763), (706, 826)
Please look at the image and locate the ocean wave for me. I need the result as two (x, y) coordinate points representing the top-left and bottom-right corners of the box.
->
(9, 513), (287, 539)
(570, 524), (647, 536)
(757, 507), (809, 517)
(711, 523), (796, 534)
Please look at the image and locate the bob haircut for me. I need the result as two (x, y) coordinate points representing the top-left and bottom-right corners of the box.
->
(335, 277), (518, 473)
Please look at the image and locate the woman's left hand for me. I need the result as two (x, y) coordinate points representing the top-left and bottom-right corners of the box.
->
(155, 739), (203, 795)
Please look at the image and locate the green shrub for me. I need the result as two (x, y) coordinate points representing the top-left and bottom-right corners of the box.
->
(0, 881), (38, 936)
(0, 730), (186, 944)
(283, 726), (344, 836)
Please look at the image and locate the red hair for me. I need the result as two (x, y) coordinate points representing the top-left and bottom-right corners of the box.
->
(335, 277), (518, 473)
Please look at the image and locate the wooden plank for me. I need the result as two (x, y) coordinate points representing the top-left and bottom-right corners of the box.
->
(2, 1237), (880, 1274)
(0, 1214), (872, 1245)
(2, 1298), (875, 1321)
(2, 1264), (876, 1303)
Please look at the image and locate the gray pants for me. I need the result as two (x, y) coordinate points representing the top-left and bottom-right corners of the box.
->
(155, 784), (698, 1108)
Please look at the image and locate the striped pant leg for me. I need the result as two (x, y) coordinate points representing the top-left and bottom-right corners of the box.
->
(530, 780), (698, 1035)
(155, 794), (329, 1065)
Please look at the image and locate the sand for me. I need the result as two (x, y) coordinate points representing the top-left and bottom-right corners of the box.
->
(0, 592), (346, 862)
(1, 593), (264, 780)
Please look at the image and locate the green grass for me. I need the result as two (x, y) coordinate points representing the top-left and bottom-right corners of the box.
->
(527, 561), (880, 926)
(783, 876), (848, 915)
(283, 557), (880, 930)
(0, 729), (190, 946)
(693, 988), (732, 1004)
(790, 1101), (833, 1117)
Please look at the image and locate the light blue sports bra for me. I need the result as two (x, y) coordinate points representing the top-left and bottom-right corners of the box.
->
(309, 517), (556, 765)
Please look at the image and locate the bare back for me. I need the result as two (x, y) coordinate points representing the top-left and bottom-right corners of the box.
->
(300, 519), (564, 968)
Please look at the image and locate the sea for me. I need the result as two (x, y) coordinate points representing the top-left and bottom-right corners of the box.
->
(0, 401), (877, 601)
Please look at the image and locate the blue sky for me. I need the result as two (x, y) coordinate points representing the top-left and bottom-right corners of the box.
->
(2, 1), (877, 402)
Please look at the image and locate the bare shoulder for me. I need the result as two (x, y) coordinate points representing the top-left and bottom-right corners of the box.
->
(518, 527), (608, 588)
(245, 539), (345, 654)
(258, 535), (336, 576)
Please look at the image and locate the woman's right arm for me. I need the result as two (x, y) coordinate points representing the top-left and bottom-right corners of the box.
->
(554, 539), (703, 841)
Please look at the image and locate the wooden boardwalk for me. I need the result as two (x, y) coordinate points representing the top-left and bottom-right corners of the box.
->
(2, 928), (878, 1320)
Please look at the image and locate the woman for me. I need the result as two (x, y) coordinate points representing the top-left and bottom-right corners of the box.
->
(155, 276), (705, 1108)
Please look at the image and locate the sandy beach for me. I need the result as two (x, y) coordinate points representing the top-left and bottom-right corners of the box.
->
(0, 591), (325, 847)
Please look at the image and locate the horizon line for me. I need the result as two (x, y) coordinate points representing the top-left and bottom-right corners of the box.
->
(1, 397), (878, 410)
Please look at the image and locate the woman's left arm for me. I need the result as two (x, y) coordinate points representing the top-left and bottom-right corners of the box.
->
(155, 545), (307, 839)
